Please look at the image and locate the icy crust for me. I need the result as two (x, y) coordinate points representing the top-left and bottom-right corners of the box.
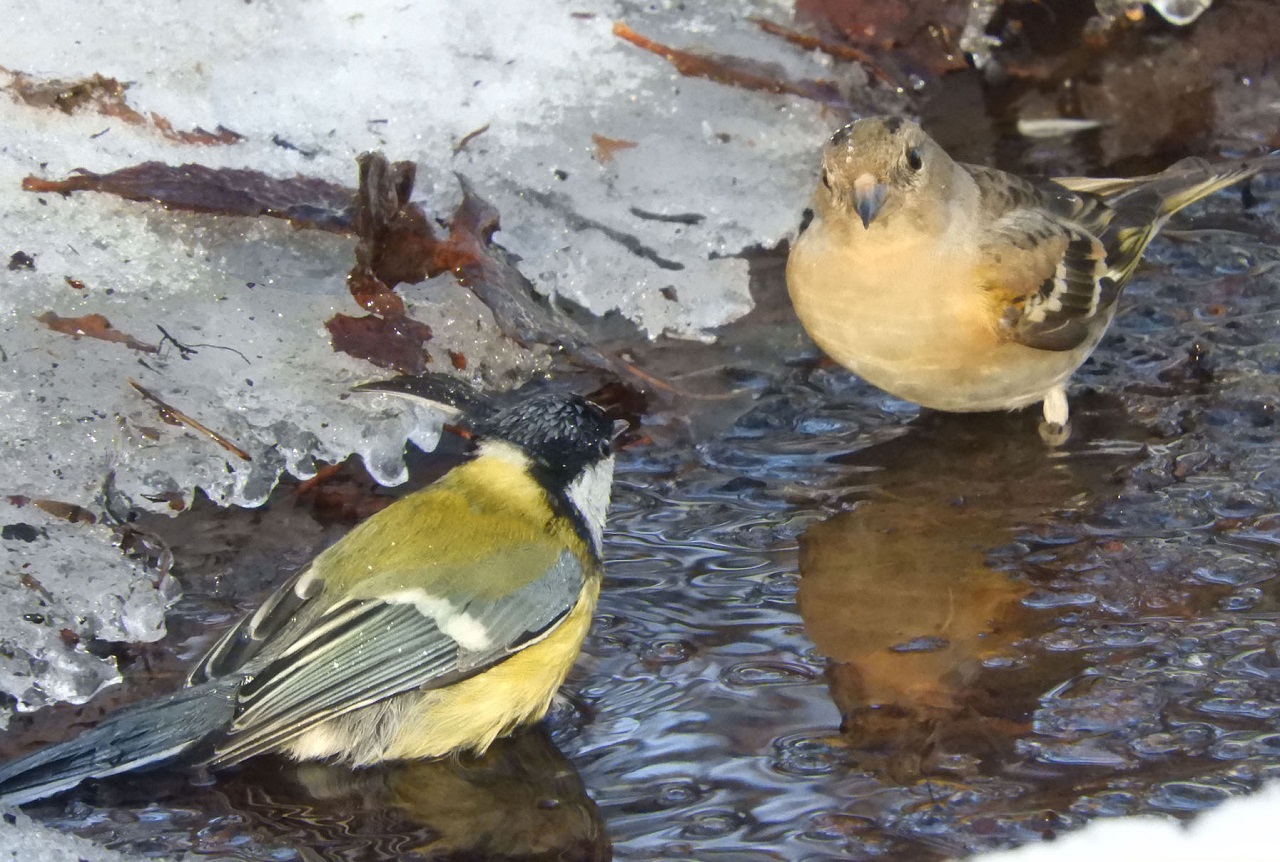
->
(961, 781), (1279, 862)
(0, 0), (839, 716)
(0, 808), (156, 862)
(0, 501), (181, 720)
(2, 0), (833, 339)
(0, 190), (495, 506)
(0, 189), (516, 706)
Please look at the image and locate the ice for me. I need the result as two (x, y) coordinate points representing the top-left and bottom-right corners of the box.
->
(0, 808), (158, 862)
(0, 0), (849, 720)
(1094, 0), (1214, 26)
(0, 499), (179, 719)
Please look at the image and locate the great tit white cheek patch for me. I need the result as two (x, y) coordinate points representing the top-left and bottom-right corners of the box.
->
(565, 457), (615, 556)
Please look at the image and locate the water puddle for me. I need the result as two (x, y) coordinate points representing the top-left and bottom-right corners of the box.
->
(10, 197), (1280, 859)
(5, 13), (1280, 856)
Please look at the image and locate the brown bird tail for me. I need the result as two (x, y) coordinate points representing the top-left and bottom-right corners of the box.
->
(1058, 151), (1278, 283)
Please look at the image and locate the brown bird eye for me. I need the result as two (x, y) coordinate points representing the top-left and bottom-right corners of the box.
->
(906, 147), (923, 171)
(821, 169), (833, 190)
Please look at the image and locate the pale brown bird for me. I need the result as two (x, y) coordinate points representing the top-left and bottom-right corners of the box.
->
(787, 116), (1274, 440)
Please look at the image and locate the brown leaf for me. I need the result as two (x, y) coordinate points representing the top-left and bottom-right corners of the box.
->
(148, 113), (243, 146)
(325, 313), (433, 376)
(4, 69), (135, 117)
(31, 500), (96, 525)
(1, 67), (243, 146)
(592, 133), (638, 164)
(36, 311), (158, 353)
(23, 163), (354, 233)
(343, 154), (607, 374)
(346, 268), (406, 318)
(350, 153), (448, 294)
(613, 21), (847, 106)
(793, 0), (969, 77)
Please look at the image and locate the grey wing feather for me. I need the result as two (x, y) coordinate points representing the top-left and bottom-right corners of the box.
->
(210, 549), (587, 766)
(188, 567), (327, 685)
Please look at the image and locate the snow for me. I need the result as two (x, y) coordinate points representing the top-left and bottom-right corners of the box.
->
(961, 782), (1280, 861)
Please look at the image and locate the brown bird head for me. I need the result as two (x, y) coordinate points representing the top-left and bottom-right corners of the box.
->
(816, 116), (954, 233)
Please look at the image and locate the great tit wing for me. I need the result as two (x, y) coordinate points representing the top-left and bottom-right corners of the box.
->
(966, 165), (1117, 353)
(209, 546), (586, 765)
(190, 464), (572, 687)
(186, 567), (329, 686)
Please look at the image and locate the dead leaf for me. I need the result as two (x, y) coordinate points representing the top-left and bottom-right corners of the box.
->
(36, 311), (158, 353)
(592, 133), (638, 164)
(325, 313), (433, 376)
(613, 21), (846, 106)
(793, 0), (969, 77)
(31, 500), (96, 525)
(1, 66), (243, 145)
(23, 163), (354, 232)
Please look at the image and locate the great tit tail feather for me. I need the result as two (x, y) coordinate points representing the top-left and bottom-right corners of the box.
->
(0, 679), (238, 806)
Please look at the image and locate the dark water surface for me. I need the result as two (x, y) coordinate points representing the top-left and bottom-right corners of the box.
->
(6, 40), (1280, 856)
(12, 163), (1280, 861)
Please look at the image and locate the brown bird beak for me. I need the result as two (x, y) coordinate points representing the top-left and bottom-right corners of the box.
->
(853, 174), (887, 229)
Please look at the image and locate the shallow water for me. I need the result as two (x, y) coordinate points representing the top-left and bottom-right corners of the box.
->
(9, 160), (1280, 861)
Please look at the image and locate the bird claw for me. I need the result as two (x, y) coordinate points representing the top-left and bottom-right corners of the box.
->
(1039, 419), (1072, 446)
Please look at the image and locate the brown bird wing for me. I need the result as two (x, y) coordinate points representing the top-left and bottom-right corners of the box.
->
(968, 165), (1117, 352)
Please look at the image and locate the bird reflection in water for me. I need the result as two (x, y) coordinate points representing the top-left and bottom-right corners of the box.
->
(799, 495), (1033, 782)
(796, 401), (1146, 782)
(48, 726), (610, 862)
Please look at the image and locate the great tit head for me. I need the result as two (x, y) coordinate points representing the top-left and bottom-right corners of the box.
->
(354, 376), (620, 555)
(476, 392), (618, 555)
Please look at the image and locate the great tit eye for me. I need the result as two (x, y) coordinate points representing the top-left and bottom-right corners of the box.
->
(905, 147), (923, 172)
(821, 169), (832, 191)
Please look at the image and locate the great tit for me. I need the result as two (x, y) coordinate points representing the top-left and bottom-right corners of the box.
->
(0, 384), (618, 805)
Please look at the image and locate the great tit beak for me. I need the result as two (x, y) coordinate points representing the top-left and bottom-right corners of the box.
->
(852, 174), (887, 229)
